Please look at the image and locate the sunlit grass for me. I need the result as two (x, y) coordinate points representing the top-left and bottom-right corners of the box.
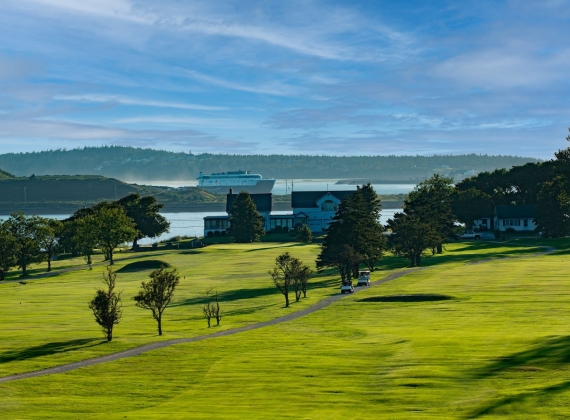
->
(1, 239), (568, 418)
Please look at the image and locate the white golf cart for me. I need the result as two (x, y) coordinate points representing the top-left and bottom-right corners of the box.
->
(357, 270), (371, 286)
(340, 281), (354, 294)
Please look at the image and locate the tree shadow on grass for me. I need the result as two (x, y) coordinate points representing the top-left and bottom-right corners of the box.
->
(244, 243), (306, 253)
(475, 335), (570, 379)
(374, 245), (543, 271)
(0, 338), (104, 364)
(173, 278), (339, 307)
(173, 285), (282, 307)
(467, 335), (570, 418)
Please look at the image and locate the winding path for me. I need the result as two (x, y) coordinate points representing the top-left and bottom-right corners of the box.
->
(0, 269), (420, 383)
(0, 242), (557, 383)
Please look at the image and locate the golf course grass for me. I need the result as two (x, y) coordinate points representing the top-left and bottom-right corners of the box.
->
(1, 239), (569, 418)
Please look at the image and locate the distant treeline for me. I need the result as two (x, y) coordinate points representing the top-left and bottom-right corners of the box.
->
(0, 146), (539, 181)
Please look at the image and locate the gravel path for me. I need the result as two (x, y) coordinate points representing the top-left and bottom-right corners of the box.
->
(0, 268), (421, 383)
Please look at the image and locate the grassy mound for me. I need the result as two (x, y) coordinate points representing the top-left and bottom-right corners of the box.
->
(358, 293), (455, 303)
(0, 168), (14, 180)
(116, 260), (170, 272)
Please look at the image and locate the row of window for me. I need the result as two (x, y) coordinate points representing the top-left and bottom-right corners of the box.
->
(206, 218), (295, 230)
(501, 219), (530, 227)
(270, 218), (294, 229)
(204, 219), (230, 229)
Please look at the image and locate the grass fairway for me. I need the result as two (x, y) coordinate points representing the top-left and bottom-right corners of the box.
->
(2, 240), (569, 418)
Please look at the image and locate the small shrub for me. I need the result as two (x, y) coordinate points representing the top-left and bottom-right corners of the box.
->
(283, 226), (289, 233)
(214, 230), (221, 237)
(506, 228), (516, 233)
(152, 243), (158, 249)
(275, 225), (283, 233)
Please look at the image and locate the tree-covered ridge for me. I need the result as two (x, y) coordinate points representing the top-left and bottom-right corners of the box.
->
(0, 146), (539, 181)
(0, 174), (219, 205)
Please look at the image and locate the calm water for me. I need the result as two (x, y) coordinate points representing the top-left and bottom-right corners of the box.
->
(129, 179), (416, 196)
(0, 209), (401, 245)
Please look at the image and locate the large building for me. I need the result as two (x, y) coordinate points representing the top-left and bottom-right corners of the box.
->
(203, 190), (356, 237)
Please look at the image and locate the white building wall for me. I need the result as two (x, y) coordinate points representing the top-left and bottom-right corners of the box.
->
(494, 217), (536, 232)
(293, 207), (337, 232)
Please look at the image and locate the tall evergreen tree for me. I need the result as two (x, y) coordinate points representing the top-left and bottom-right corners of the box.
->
(317, 184), (387, 282)
(351, 184), (386, 272)
(227, 191), (265, 243)
(403, 175), (455, 254)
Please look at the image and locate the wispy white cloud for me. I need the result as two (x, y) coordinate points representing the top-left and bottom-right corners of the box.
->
(19, 0), (144, 22)
(114, 115), (257, 129)
(185, 70), (302, 97)
(53, 94), (227, 111)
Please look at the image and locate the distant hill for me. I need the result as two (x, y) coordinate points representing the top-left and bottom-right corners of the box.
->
(0, 168), (14, 180)
(0, 146), (541, 182)
(0, 175), (221, 214)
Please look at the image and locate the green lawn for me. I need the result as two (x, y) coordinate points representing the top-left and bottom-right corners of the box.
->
(1, 239), (568, 418)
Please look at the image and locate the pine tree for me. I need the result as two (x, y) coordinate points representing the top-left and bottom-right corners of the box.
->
(227, 191), (265, 243)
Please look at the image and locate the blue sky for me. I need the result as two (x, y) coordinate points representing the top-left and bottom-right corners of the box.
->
(0, 0), (569, 158)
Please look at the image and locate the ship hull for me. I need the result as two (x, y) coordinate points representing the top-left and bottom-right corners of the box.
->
(198, 179), (275, 194)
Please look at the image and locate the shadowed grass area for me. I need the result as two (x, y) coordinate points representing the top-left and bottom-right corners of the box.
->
(358, 293), (455, 302)
(0, 339), (103, 364)
(116, 260), (170, 272)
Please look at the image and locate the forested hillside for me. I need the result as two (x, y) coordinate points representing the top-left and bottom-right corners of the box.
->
(0, 146), (539, 181)
(0, 175), (220, 213)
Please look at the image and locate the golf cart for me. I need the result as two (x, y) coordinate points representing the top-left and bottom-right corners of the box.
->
(357, 270), (371, 286)
(340, 281), (354, 294)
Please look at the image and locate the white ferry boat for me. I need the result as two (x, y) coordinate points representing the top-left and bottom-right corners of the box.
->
(197, 170), (275, 194)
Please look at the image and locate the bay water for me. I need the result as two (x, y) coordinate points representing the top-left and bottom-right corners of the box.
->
(0, 180), (410, 244)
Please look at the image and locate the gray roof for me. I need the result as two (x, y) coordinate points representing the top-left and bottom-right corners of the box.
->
(495, 205), (536, 219)
(291, 191), (355, 208)
(226, 193), (272, 213)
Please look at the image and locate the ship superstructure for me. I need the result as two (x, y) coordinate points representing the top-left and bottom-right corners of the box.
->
(197, 170), (275, 194)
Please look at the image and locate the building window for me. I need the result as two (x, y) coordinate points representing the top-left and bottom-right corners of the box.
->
(321, 200), (335, 211)
(205, 219), (228, 229)
(271, 218), (293, 229)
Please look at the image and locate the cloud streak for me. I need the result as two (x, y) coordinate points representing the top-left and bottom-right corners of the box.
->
(54, 94), (227, 111)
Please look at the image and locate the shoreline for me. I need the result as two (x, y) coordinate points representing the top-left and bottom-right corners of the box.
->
(0, 201), (404, 216)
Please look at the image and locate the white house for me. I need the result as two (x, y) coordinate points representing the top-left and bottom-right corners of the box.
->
(493, 205), (536, 232)
(291, 191), (356, 233)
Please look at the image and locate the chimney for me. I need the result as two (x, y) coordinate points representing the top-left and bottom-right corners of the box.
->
(229, 187), (233, 194)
